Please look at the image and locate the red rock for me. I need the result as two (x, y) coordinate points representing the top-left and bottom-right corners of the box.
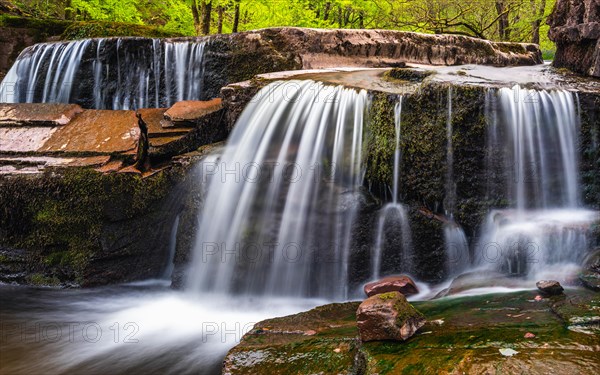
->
(42, 110), (140, 154)
(164, 99), (223, 124)
(0, 103), (82, 127)
(524, 332), (536, 338)
(364, 275), (419, 297)
(536, 280), (564, 296)
(357, 291), (425, 342)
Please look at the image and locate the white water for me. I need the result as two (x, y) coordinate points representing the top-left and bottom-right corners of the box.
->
(187, 80), (368, 299)
(370, 98), (413, 280)
(443, 87), (470, 276)
(0, 39), (207, 109)
(476, 86), (597, 279)
(162, 215), (180, 280)
(0, 283), (323, 375)
(0, 40), (91, 104)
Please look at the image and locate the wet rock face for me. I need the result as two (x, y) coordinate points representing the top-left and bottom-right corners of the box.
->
(579, 248), (600, 291)
(356, 291), (425, 342)
(0, 100), (228, 287)
(364, 275), (419, 297)
(548, 0), (600, 77)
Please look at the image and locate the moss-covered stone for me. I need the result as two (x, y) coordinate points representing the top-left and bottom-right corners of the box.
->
(225, 289), (600, 374)
(0, 160), (196, 287)
(61, 20), (183, 40)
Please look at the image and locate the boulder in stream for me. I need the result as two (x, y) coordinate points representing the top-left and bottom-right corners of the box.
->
(536, 280), (565, 296)
(356, 291), (425, 342)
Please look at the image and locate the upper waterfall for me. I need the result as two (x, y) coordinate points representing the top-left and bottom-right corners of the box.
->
(187, 80), (368, 299)
(0, 38), (207, 110)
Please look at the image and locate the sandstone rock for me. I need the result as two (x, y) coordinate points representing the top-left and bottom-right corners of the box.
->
(536, 280), (565, 296)
(0, 103), (82, 126)
(548, 0), (600, 77)
(41, 109), (139, 154)
(364, 275), (419, 297)
(356, 291), (425, 342)
(164, 99), (223, 124)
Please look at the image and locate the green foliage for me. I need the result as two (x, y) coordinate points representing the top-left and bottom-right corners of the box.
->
(62, 20), (184, 39)
(3, 0), (557, 54)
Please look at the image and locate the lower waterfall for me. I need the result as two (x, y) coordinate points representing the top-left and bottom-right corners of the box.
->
(187, 80), (369, 299)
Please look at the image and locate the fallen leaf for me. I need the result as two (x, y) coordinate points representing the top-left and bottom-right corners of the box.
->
(333, 348), (341, 353)
(304, 330), (317, 336)
(524, 332), (536, 338)
(534, 295), (543, 301)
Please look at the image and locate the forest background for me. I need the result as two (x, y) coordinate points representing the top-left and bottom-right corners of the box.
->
(1, 0), (557, 58)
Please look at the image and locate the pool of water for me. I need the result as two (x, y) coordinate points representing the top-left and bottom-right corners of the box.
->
(0, 281), (325, 375)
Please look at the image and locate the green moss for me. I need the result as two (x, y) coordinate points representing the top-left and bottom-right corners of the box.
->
(61, 20), (183, 40)
(0, 163), (188, 286)
(384, 68), (434, 82)
(0, 15), (71, 36)
(28, 273), (60, 286)
(496, 43), (526, 54)
(364, 93), (396, 188)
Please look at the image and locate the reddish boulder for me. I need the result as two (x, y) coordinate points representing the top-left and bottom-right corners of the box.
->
(364, 275), (419, 297)
(356, 291), (425, 342)
(536, 280), (564, 296)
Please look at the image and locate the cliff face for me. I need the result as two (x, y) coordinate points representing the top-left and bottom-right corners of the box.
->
(548, 0), (600, 77)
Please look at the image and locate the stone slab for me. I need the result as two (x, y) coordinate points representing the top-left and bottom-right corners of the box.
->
(41, 110), (140, 154)
(164, 99), (223, 123)
(0, 103), (83, 127)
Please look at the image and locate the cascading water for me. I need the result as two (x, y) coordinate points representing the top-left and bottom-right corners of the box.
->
(476, 86), (598, 279)
(370, 98), (413, 280)
(443, 87), (470, 276)
(187, 80), (368, 300)
(0, 38), (207, 109)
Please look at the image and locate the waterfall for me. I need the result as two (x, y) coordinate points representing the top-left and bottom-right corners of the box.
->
(371, 98), (413, 280)
(443, 87), (470, 276)
(186, 80), (368, 299)
(0, 38), (207, 109)
(477, 86), (598, 279)
(162, 215), (181, 280)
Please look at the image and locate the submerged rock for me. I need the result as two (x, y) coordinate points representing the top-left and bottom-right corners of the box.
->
(536, 280), (565, 296)
(364, 275), (419, 297)
(356, 291), (425, 342)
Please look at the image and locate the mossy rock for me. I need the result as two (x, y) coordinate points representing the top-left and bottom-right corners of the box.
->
(225, 290), (600, 374)
(61, 20), (183, 40)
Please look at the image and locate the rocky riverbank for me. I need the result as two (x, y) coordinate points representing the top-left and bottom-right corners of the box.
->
(223, 287), (600, 374)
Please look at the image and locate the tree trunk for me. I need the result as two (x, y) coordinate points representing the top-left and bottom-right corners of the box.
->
(323, 2), (331, 21)
(201, 0), (212, 35)
(495, 0), (510, 40)
(191, 0), (201, 35)
(232, 0), (240, 33)
(217, 6), (224, 34)
(531, 0), (546, 44)
(359, 11), (364, 29)
(64, 0), (73, 20)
